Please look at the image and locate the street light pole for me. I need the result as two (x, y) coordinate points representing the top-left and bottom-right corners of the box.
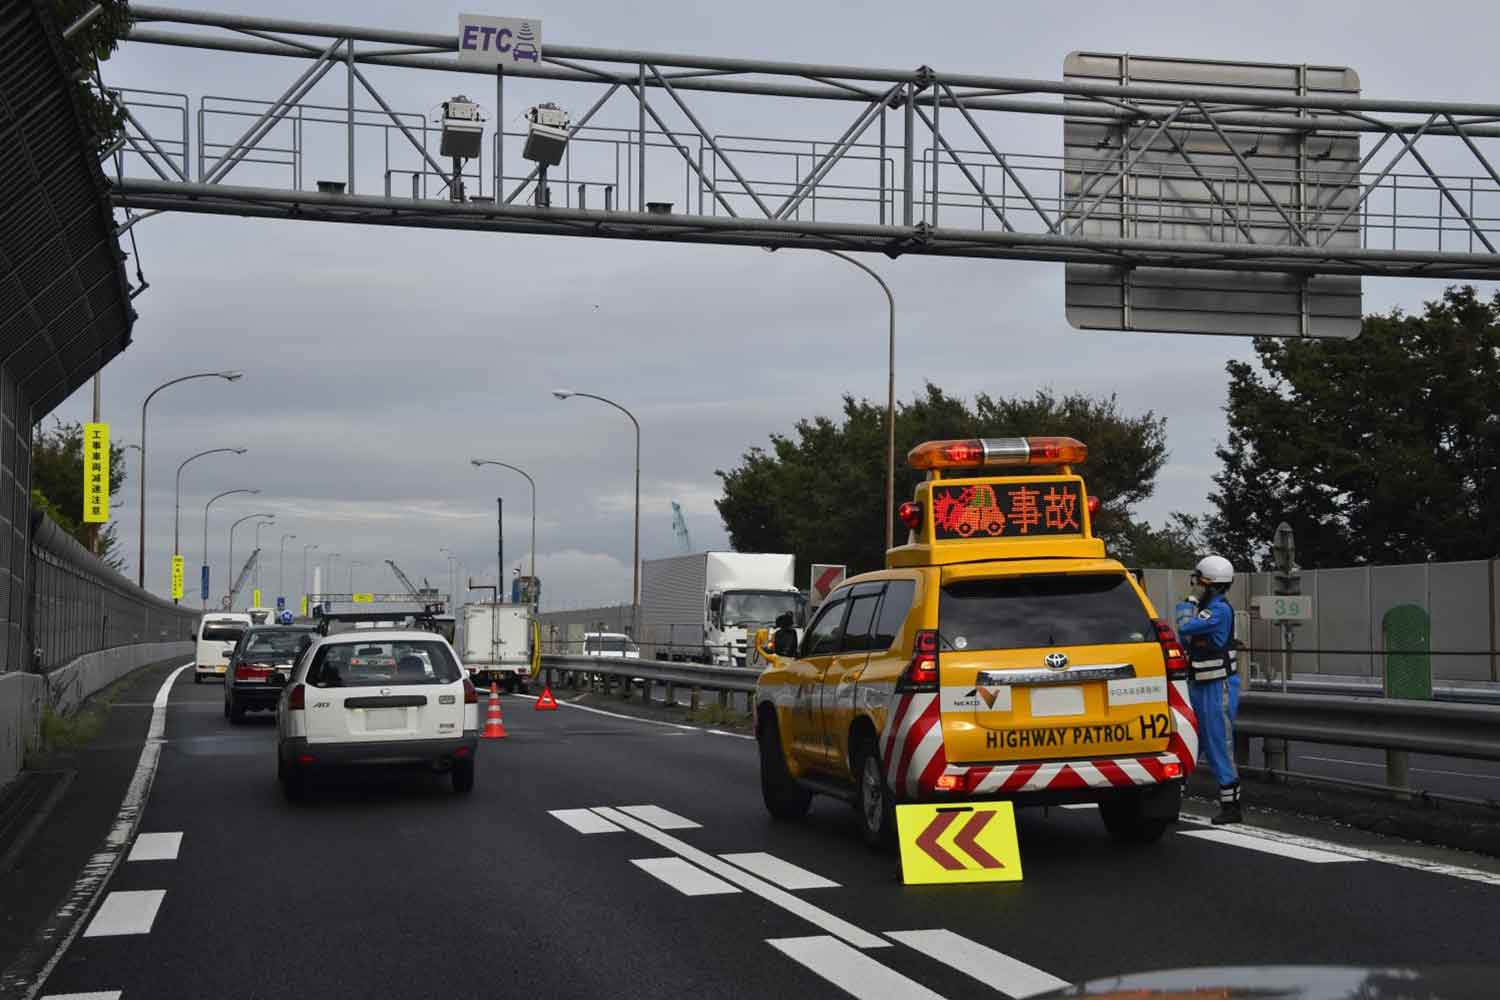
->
(137, 370), (244, 587)
(174, 446), (247, 604)
(441, 548), (458, 606)
(325, 552), (341, 594)
(471, 459), (537, 599)
(279, 533), (296, 607)
(819, 250), (897, 550)
(348, 559), (364, 592)
(202, 488), (259, 609)
(227, 512), (275, 609)
(302, 543), (319, 609)
(254, 519), (276, 598)
(553, 390), (639, 634)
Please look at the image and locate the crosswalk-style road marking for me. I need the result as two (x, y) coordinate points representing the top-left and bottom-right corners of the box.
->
(1179, 828), (1360, 863)
(769, 936), (947, 999)
(618, 805), (701, 830)
(721, 852), (839, 890)
(82, 890), (166, 938)
(126, 832), (182, 862)
(886, 929), (1068, 998)
(549, 808), (623, 834)
(632, 857), (741, 896)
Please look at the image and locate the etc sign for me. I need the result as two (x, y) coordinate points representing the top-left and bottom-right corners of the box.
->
(457, 14), (543, 66)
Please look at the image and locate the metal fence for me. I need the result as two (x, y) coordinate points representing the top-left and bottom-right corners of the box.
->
(26, 512), (199, 675)
(1141, 560), (1500, 684)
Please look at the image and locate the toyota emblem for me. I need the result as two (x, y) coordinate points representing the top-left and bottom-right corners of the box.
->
(1044, 652), (1069, 670)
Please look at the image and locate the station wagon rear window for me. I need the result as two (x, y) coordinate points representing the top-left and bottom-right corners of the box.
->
(306, 640), (462, 687)
(939, 574), (1153, 652)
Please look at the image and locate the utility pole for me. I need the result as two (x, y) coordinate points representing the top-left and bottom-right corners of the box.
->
(496, 497), (504, 604)
(1266, 521), (1300, 778)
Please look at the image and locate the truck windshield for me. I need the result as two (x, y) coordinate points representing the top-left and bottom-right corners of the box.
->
(720, 591), (805, 628)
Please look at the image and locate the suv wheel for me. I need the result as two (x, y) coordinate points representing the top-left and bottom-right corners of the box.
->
(757, 711), (811, 820)
(1099, 790), (1172, 844)
(452, 758), (475, 795)
(852, 738), (896, 849)
(228, 696), (245, 724)
(193, 673), (203, 685)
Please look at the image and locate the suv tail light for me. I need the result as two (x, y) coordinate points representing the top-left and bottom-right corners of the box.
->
(896, 629), (940, 692)
(287, 682), (306, 710)
(463, 678), (478, 704)
(235, 662), (274, 680)
(1154, 620), (1189, 679)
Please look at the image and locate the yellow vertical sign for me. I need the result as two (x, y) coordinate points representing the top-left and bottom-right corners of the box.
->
(83, 423), (109, 523)
(170, 555), (184, 600)
(252, 588), (262, 607)
(300, 596), (308, 616)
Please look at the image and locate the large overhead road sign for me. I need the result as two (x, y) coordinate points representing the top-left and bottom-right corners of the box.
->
(1065, 53), (1362, 339)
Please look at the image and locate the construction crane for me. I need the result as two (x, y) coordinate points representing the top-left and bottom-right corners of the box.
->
(224, 549), (260, 610)
(385, 559), (420, 597)
(671, 500), (693, 554)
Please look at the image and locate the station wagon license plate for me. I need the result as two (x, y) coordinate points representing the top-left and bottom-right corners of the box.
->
(1029, 685), (1084, 717)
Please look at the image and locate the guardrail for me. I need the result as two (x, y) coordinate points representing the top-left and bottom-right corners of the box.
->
(1246, 676), (1500, 705)
(538, 653), (759, 712)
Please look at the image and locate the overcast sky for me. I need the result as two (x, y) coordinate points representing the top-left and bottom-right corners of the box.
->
(58, 0), (1500, 609)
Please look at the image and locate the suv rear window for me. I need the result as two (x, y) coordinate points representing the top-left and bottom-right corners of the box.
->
(241, 629), (314, 658)
(939, 574), (1154, 652)
(306, 640), (462, 687)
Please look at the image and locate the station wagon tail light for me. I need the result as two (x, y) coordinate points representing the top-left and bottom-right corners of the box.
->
(463, 678), (478, 704)
(907, 436), (1087, 470)
(896, 629), (940, 692)
(898, 501), (922, 531)
(235, 662), (274, 680)
(287, 682), (305, 710)
(1154, 620), (1189, 679)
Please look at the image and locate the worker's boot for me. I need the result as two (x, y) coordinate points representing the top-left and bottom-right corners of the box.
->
(1211, 784), (1242, 825)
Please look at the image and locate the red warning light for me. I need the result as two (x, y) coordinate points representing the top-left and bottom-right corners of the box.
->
(1087, 496), (1101, 515)
(898, 501), (923, 530)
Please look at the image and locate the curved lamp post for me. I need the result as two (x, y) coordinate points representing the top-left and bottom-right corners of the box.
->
(201, 487), (259, 608)
(227, 511), (275, 608)
(173, 446), (247, 603)
(471, 459), (537, 599)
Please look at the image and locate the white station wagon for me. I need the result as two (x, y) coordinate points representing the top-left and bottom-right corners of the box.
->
(275, 628), (479, 801)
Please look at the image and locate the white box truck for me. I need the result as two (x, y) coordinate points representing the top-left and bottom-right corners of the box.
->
(640, 552), (807, 666)
(462, 603), (539, 692)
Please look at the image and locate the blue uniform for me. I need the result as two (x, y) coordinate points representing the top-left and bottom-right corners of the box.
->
(1177, 593), (1240, 800)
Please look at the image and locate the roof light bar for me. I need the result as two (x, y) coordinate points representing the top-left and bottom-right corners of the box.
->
(907, 436), (1088, 471)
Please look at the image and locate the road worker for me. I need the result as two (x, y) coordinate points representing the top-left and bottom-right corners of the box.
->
(1176, 555), (1242, 825)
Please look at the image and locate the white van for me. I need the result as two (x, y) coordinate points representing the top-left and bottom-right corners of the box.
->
(196, 613), (253, 684)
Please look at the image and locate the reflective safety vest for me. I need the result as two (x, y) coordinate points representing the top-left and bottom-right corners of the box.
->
(1185, 624), (1236, 683)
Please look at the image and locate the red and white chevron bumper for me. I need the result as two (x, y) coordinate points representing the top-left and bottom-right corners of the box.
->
(880, 679), (1199, 799)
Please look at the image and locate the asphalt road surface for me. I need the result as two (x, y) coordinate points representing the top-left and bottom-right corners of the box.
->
(26, 664), (1500, 999)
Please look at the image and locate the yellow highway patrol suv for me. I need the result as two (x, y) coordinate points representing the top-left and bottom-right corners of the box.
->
(753, 437), (1199, 846)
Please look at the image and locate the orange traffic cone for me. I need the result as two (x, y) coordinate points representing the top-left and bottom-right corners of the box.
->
(482, 681), (507, 739)
(535, 686), (558, 711)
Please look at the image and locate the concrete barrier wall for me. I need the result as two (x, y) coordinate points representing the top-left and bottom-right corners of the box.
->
(0, 640), (193, 790)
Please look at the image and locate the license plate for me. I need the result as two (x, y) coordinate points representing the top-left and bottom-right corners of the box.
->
(215, 665), (227, 674)
(365, 708), (406, 731)
(1029, 685), (1084, 718)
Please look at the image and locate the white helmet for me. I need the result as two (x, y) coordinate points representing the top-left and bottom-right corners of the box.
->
(1193, 555), (1235, 585)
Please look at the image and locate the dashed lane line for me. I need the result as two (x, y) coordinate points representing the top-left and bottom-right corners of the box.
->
(82, 890), (166, 938)
(769, 936), (947, 1000)
(885, 929), (1068, 999)
(548, 808), (623, 834)
(1179, 827), (1359, 864)
(632, 857), (741, 896)
(591, 806), (888, 950)
(40, 992), (122, 1000)
(0, 662), (191, 1000)
(125, 832), (182, 862)
(618, 805), (700, 830)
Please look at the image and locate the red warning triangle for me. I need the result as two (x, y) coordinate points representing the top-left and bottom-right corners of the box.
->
(535, 686), (559, 711)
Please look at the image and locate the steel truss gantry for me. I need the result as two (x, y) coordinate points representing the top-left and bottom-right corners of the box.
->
(105, 6), (1500, 281)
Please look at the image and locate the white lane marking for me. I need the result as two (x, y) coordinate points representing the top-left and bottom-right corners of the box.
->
(1179, 828), (1359, 863)
(593, 807), (887, 950)
(82, 890), (166, 937)
(1178, 814), (1500, 887)
(885, 929), (1068, 999)
(632, 857), (741, 896)
(1059, 803), (1096, 810)
(707, 729), (755, 740)
(769, 936), (947, 999)
(126, 831), (182, 862)
(1299, 754), (1500, 783)
(619, 805), (701, 830)
(2, 663), (191, 999)
(41, 993), (122, 999)
(549, 809), (622, 834)
(513, 694), (701, 731)
(721, 852), (839, 890)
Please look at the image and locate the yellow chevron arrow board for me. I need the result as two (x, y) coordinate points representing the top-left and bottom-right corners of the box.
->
(896, 802), (1023, 885)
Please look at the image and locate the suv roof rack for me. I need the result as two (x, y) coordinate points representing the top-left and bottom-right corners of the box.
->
(312, 599), (448, 634)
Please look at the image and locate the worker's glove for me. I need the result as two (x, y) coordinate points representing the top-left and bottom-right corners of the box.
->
(1185, 594), (1199, 606)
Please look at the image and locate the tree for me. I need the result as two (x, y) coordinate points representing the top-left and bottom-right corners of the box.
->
(51, 0), (131, 153)
(1206, 285), (1500, 569)
(31, 419), (127, 570)
(716, 384), (1178, 579)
